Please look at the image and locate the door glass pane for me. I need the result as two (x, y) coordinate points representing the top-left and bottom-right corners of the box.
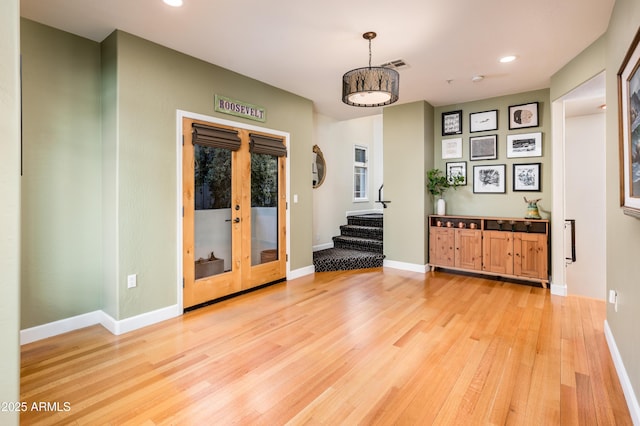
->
(251, 152), (278, 266)
(194, 144), (232, 279)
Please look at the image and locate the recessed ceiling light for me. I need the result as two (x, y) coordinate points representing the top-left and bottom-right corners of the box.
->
(471, 75), (484, 83)
(163, 0), (183, 7)
(500, 55), (517, 63)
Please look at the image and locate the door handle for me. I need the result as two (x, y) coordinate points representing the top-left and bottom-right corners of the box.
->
(225, 218), (240, 223)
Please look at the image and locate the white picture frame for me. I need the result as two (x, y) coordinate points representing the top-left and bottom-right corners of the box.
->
(442, 138), (463, 159)
(506, 132), (542, 158)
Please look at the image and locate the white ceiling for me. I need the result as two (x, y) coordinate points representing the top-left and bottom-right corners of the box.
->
(20, 0), (614, 121)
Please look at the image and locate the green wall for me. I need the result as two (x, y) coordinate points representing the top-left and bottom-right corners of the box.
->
(0, 1), (21, 423)
(20, 22), (314, 326)
(20, 19), (103, 328)
(383, 101), (434, 266)
(604, 0), (640, 409)
(433, 89), (551, 218)
(109, 31), (313, 319)
(551, 0), (640, 412)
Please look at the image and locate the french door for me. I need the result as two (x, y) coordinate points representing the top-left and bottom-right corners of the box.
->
(182, 117), (286, 309)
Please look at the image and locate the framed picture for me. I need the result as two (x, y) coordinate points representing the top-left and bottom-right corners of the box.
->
(469, 134), (498, 160)
(507, 132), (542, 158)
(442, 110), (463, 136)
(446, 161), (467, 185)
(508, 102), (539, 129)
(470, 109), (498, 133)
(513, 163), (541, 191)
(441, 138), (463, 159)
(473, 164), (506, 193)
(618, 27), (640, 218)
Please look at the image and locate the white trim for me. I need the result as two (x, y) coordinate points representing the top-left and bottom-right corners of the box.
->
(384, 259), (428, 273)
(100, 305), (180, 336)
(287, 265), (315, 280)
(550, 282), (567, 296)
(604, 320), (640, 425)
(20, 311), (104, 345)
(20, 305), (181, 344)
(345, 209), (383, 217)
(313, 242), (333, 252)
(176, 110), (291, 310)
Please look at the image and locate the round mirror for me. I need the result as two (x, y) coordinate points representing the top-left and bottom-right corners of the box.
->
(312, 144), (326, 188)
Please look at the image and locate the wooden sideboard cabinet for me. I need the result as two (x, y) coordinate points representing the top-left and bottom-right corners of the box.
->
(428, 215), (549, 287)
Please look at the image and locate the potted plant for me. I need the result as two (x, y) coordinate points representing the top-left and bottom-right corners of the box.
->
(427, 168), (464, 215)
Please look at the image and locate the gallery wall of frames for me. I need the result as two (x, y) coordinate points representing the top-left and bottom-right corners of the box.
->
(440, 101), (544, 195)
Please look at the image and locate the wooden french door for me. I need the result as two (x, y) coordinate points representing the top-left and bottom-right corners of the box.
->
(182, 117), (286, 309)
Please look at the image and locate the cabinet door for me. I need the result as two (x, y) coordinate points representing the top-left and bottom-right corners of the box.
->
(514, 233), (548, 280)
(482, 231), (513, 275)
(455, 229), (482, 270)
(429, 227), (455, 267)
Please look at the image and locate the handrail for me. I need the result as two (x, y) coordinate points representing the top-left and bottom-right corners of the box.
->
(375, 184), (391, 208)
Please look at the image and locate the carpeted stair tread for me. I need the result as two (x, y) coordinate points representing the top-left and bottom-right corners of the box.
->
(339, 225), (383, 240)
(347, 213), (383, 228)
(333, 235), (383, 253)
(313, 248), (384, 272)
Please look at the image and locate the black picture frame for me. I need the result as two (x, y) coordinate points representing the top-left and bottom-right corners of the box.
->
(473, 164), (506, 193)
(469, 134), (498, 161)
(470, 109), (498, 133)
(442, 110), (463, 136)
(508, 102), (539, 129)
(446, 161), (467, 186)
(513, 163), (541, 192)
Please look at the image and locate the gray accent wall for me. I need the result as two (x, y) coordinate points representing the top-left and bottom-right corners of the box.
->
(0, 0), (21, 423)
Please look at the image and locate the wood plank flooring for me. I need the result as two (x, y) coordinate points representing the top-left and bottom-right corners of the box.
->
(20, 268), (632, 425)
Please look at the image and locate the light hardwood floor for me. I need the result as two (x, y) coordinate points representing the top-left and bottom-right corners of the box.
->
(21, 268), (632, 425)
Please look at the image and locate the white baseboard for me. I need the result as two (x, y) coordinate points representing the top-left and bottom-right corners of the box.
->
(313, 242), (333, 252)
(550, 282), (567, 296)
(20, 304), (181, 344)
(345, 209), (383, 217)
(604, 320), (640, 425)
(288, 265), (315, 280)
(20, 311), (104, 345)
(383, 259), (428, 273)
(99, 305), (180, 336)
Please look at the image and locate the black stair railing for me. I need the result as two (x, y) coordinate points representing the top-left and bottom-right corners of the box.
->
(375, 184), (391, 208)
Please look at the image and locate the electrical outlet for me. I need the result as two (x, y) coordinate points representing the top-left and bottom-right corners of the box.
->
(127, 274), (137, 289)
(609, 289), (618, 312)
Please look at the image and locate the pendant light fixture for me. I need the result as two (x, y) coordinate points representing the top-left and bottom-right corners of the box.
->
(342, 31), (400, 107)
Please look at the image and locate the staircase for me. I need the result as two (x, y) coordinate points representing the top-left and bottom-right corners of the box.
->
(313, 213), (384, 272)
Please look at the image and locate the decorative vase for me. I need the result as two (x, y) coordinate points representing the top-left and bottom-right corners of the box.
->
(436, 198), (446, 215)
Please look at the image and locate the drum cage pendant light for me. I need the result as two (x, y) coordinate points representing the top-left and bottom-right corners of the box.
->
(342, 31), (399, 107)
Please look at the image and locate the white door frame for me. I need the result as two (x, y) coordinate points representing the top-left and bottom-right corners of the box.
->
(550, 72), (606, 297)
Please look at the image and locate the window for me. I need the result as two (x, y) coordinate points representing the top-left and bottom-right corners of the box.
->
(354, 145), (368, 201)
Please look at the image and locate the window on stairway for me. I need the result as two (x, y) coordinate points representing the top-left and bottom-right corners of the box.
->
(354, 145), (368, 202)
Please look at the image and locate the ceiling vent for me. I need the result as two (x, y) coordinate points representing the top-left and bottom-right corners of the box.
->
(379, 59), (408, 69)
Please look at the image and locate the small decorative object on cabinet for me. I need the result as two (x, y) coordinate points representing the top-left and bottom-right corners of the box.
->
(427, 168), (464, 216)
(428, 215), (549, 287)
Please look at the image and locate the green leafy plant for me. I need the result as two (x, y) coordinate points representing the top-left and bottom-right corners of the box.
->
(427, 168), (464, 198)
